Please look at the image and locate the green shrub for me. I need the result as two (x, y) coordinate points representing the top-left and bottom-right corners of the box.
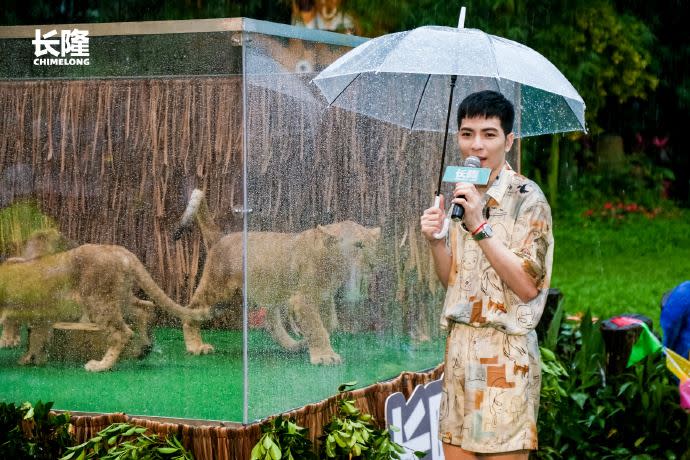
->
(0, 400), (73, 460)
(251, 415), (316, 460)
(558, 152), (675, 215)
(320, 382), (420, 460)
(250, 382), (420, 460)
(60, 422), (193, 460)
(536, 311), (690, 459)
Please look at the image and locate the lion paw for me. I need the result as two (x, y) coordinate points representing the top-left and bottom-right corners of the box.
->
(187, 343), (215, 355)
(18, 353), (34, 365)
(309, 350), (342, 365)
(85, 360), (112, 372)
(133, 343), (153, 359)
(18, 352), (47, 366)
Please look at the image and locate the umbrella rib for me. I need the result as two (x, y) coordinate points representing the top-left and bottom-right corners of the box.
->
(485, 34), (503, 84)
(328, 72), (363, 106)
(409, 74), (431, 131)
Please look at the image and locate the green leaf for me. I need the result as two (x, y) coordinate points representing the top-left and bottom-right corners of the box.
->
(545, 296), (565, 351)
(617, 381), (634, 397)
(268, 443), (281, 460)
(571, 392), (588, 409)
(23, 405), (35, 420)
(540, 347), (556, 362)
(333, 433), (347, 448)
(158, 447), (179, 454)
(338, 381), (357, 392)
(251, 442), (265, 460)
(262, 434), (273, 449)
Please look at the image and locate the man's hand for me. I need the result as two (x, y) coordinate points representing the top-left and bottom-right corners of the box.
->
(451, 182), (484, 232)
(420, 194), (451, 287)
(421, 194), (446, 242)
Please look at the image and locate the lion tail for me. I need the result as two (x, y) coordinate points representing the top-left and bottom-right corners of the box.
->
(172, 189), (222, 250)
(172, 189), (204, 240)
(128, 252), (211, 322)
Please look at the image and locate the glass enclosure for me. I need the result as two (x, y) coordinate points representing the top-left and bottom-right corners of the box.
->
(0, 18), (450, 423)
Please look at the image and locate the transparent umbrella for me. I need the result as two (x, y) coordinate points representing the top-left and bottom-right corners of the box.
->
(313, 18), (586, 199)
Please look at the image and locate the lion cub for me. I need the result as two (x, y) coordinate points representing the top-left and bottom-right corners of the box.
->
(175, 189), (381, 365)
(0, 228), (74, 349)
(0, 231), (211, 371)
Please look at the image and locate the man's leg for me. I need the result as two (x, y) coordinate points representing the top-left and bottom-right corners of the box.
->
(443, 443), (477, 460)
(478, 450), (530, 460)
(443, 444), (530, 460)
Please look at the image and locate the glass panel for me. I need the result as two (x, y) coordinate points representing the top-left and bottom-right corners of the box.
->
(0, 24), (245, 421)
(244, 31), (445, 422)
(1, 18), (447, 425)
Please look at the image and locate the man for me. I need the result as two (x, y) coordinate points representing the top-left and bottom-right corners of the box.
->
(420, 90), (554, 459)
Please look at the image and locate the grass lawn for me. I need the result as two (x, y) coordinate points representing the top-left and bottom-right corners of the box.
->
(552, 208), (690, 329)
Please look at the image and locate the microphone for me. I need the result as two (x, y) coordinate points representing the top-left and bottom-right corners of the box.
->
(451, 155), (481, 221)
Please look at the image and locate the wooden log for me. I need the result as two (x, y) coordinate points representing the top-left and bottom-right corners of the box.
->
(48, 322), (144, 362)
(535, 288), (563, 340)
(600, 314), (653, 376)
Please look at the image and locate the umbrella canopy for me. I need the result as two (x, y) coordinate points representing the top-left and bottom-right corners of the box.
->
(313, 25), (586, 138)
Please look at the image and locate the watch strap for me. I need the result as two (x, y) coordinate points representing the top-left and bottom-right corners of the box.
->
(472, 223), (493, 241)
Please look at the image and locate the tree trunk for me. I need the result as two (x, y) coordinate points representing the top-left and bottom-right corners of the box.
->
(600, 314), (653, 376)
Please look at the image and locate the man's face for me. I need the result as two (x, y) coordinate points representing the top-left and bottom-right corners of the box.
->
(457, 116), (514, 176)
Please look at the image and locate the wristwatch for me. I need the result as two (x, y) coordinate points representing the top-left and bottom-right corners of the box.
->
(472, 222), (494, 241)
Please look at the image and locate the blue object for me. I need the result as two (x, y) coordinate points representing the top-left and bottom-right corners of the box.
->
(442, 166), (491, 185)
(661, 281), (690, 358)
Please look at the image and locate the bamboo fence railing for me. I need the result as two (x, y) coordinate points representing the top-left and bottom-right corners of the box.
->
(68, 364), (444, 460)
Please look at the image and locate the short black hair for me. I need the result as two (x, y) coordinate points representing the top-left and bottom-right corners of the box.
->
(457, 90), (515, 135)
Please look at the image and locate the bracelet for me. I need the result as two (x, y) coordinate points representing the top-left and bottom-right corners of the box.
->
(471, 221), (487, 236)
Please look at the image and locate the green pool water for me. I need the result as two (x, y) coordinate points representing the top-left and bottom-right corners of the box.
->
(0, 328), (443, 422)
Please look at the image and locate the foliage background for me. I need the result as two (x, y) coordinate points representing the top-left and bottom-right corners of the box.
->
(2, 0), (688, 360)
(3, 0), (687, 206)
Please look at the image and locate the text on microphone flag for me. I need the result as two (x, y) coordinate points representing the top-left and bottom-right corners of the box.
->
(442, 166), (491, 185)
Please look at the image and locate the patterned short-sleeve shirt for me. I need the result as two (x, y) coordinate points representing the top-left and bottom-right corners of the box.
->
(441, 164), (554, 333)
(437, 163), (554, 452)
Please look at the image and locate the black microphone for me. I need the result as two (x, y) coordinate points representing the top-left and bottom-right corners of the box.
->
(451, 155), (481, 221)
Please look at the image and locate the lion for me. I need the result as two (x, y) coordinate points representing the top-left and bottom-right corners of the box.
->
(0, 228), (75, 348)
(0, 233), (211, 372)
(0, 230), (160, 355)
(175, 189), (381, 365)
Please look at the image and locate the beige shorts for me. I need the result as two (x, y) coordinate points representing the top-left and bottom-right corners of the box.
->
(439, 322), (541, 453)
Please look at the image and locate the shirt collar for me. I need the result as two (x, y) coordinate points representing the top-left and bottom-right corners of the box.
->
(486, 162), (514, 206)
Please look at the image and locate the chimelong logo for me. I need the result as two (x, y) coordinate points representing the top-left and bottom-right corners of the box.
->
(32, 28), (90, 66)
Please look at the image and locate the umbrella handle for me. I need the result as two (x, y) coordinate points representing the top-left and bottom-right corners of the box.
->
(432, 194), (450, 239)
